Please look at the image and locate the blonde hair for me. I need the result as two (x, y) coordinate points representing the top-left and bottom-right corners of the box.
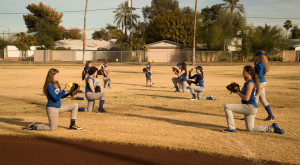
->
(254, 50), (269, 72)
(43, 68), (61, 96)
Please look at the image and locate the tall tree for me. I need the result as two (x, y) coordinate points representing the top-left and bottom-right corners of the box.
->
(221, 0), (244, 14)
(23, 2), (63, 48)
(290, 25), (300, 39)
(251, 24), (287, 53)
(145, 12), (193, 45)
(283, 20), (293, 39)
(92, 28), (107, 40)
(142, 0), (180, 21)
(113, 1), (140, 36)
(193, 0), (197, 65)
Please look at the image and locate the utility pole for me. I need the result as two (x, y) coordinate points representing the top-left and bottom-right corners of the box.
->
(130, 0), (133, 57)
(83, 0), (89, 64)
(193, 0), (197, 65)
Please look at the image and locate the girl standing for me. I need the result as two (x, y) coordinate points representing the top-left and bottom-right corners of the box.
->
(85, 66), (107, 113)
(103, 65), (112, 88)
(222, 65), (284, 134)
(188, 66), (216, 100)
(25, 68), (82, 131)
(145, 62), (153, 87)
(254, 50), (275, 121)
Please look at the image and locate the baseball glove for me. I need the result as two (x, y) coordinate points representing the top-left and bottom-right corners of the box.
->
(172, 67), (179, 73)
(187, 80), (192, 86)
(95, 86), (101, 93)
(143, 68), (148, 73)
(226, 82), (240, 94)
(69, 83), (80, 97)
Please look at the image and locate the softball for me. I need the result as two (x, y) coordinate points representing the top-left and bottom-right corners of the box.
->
(152, 59), (155, 63)
(116, 58), (119, 62)
(68, 82), (73, 88)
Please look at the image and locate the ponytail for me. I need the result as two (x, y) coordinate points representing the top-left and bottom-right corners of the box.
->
(200, 70), (204, 83)
(244, 65), (260, 96)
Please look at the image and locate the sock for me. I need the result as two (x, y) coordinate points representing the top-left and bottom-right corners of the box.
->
(32, 126), (38, 130)
(192, 94), (196, 99)
(77, 97), (85, 100)
(265, 105), (274, 117)
(70, 119), (75, 126)
(98, 100), (105, 111)
(206, 97), (211, 100)
(175, 86), (179, 90)
(108, 84), (110, 87)
(78, 107), (86, 111)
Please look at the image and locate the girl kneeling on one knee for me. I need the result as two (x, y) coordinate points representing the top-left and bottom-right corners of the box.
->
(222, 65), (284, 134)
(85, 66), (107, 113)
(188, 66), (216, 101)
(25, 68), (82, 131)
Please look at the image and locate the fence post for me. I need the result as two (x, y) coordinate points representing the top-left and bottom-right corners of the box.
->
(121, 51), (123, 63)
(230, 51), (232, 65)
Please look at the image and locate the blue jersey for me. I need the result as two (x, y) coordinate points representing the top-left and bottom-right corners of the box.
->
(241, 79), (258, 108)
(180, 70), (187, 81)
(84, 66), (90, 72)
(46, 84), (69, 108)
(195, 73), (204, 87)
(254, 61), (266, 83)
(85, 76), (96, 93)
(145, 69), (152, 78)
(103, 70), (108, 77)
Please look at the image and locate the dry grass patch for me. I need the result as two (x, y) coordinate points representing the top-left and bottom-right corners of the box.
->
(0, 63), (299, 164)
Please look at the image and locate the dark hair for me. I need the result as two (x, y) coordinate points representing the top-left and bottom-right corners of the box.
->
(43, 68), (60, 96)
(244, 65), (260, 95)
(88, 66), (98, 75)
(198, 66), (204, 83)
(85, 61), (92, 68)
(181, 62), (187, 73)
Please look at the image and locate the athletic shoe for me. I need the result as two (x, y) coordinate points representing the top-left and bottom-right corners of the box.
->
(186, 87), (190, 89)
(264, 116), (275, 121)
(210, 95), (216, 100)
(107, 86), (111, 89)
(221, 129), (237, 133)
(98, 108), (108, 113)
(272, 123), (284, 134)
(23, 122), (36, 130)
(174, 89), (180, 92)
(69, 124), (82, 130)
(190, 98), (197, 101)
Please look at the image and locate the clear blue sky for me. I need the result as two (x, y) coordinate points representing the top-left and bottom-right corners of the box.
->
(0, 0), (300, 39)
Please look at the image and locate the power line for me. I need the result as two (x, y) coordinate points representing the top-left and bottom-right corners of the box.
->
(247, 17), (300, 20)
(0, 7), (143, 15)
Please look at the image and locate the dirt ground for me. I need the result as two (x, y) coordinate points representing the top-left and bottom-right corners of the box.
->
(0, 62), (299, 164)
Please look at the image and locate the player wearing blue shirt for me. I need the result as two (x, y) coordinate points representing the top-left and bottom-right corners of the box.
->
(222, 65), (284, 134)
(145, 62), (153, 87)
(171, 63), (188, 92)
(254, 50), (275, 121)
(188, 66), (216, 101)
(25, 68), (82, 131)
(103, 65), (112, 88)
(85, 66), (107, 113)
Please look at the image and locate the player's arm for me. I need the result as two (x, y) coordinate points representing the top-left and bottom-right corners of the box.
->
(88, 79), (95, 93)
(176, 70), (185, 77)
(103, 70), (109, 77)
(47, 84), (69, 101)
(237, 82), (254, 101)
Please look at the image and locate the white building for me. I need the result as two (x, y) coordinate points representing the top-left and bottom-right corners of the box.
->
(54, 39), (119, 50)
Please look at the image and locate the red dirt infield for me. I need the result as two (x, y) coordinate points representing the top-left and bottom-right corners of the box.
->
(0, 136), (277, 165)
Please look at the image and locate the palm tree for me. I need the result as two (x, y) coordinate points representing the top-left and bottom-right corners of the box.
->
(193, 0), (197, 65)
(113, 1), (140, 36)
(221, 0), (244, 14)
(283, 20), (293, 39)
(83, 0), (88, 64)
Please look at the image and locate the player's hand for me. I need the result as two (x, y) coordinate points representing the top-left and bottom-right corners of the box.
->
(64, 84), (70, 91)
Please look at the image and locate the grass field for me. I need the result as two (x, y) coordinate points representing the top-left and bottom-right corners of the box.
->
(0, 62), (299, 164)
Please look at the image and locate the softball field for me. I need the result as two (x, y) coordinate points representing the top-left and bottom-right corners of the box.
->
(0, 63), (299, 164)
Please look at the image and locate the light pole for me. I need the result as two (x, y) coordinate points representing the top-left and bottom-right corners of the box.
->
(193, 0), (197, 65)
(83, 0), (89, 64)
(130, 0), (133, 57)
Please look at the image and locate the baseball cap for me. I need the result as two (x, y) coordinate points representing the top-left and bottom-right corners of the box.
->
(194, 66), (203, 71)
(255, 52), (267, 56)
(146, 62), (151, 65)
(176, 63), (181, 66)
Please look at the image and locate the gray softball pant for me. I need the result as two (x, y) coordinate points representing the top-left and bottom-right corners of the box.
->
(146, 77), (152, 86)
(224, 104), (275, 132)
(189, 86), (208, 100)
(172, 77), (188, 92)
(255, 82), (269, 107)
(36, 103), (78, 131)
(85, 92), (106, 112)
(103, 77), (112, 87)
